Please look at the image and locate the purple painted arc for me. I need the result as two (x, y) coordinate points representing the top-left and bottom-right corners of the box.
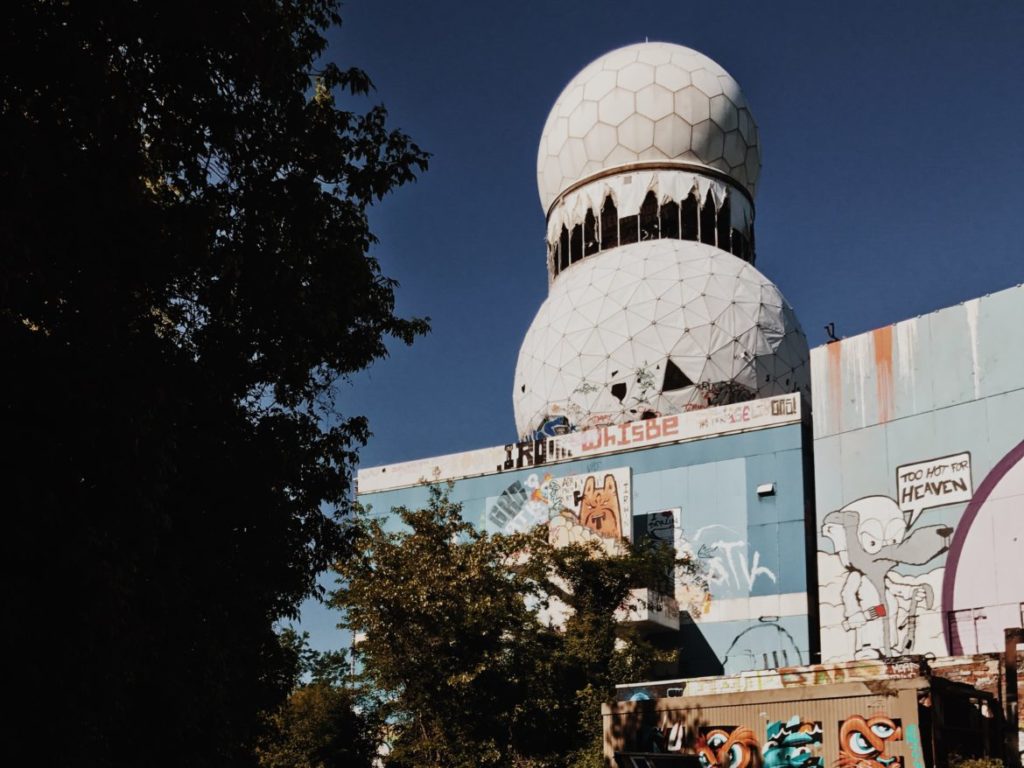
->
(940, 439), (1024, 653)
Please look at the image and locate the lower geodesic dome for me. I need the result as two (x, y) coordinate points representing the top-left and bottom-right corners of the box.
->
(513, 240), (810, 438)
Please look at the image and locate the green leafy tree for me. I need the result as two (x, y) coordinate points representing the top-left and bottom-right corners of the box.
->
(332, 488), (691, 768)
(2, 2), (426, 766)
(257, 631), (379, 768)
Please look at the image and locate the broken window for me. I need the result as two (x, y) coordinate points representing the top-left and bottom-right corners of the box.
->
(700, 189), (716, 246)
(570, 223), (583, 263)
(610, 382), (627, 402)
(600, 196), (618, 250)
(639, 191), (659, 241)
(681, 191), (699, 241)
(584, 208), (599, 256)
(716, 194), (731, 252)
(660, 199), (680, 240)
(559, 225), (569, 272)
(662, 359), (694, 391)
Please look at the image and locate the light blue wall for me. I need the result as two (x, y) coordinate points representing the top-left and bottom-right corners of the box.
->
(811, 284), (1024, 660)
(358, 422), (815, 677)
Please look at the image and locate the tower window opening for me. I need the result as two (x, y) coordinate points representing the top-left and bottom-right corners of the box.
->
(600, 196), (619, 250)
(717, 195), (731, 253)
(662, 359), (694, 391)
(619, 213), (639, 245)
(700, 190), (716, 246)
(584, 208), (599, 256)
(681, 191), (699, 241)
(570, 223), (583, 263)
(732, 228), (748, 261)
(639, 191), (659, 241)
(549, 242), (559, 276)
(660, 200), (680, 240)
(559, 225), (570, 272)
(610, 382), (627, 402)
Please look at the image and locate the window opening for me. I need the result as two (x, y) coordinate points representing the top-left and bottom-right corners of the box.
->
(610, 382), (627, 402)
(662, 359), (693, 391)
(600, 196), (619, 250)
(559, 225), (569, 272)
(619, 213), (639, 245)
(660, 200), (680, 240)
(583, 209), (599, 256)
(549, 243), (559, 276)
(700, 190), (716, 246)
(570, 223), (583, 263)
(732, 229), (748, 262)
(716, 195), (731, 252)
(681, 191), (699, 241)
(639, 191), (659, 241)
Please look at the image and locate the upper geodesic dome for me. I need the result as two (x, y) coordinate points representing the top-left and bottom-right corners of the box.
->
(537, 42), (760, 213)
(513, 240), (808, 438)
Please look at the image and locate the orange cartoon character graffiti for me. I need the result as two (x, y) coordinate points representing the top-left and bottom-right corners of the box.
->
(837, 716), (903, 768)
(579, 474), (622, 538)
(697, 726), (762, 768)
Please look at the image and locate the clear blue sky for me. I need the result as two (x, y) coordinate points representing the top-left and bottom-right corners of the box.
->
(297, 0), (1024, 650)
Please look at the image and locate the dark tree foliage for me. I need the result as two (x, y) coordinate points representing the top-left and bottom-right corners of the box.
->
(257, 631), (379, 768)
(1, 2), (427, 766)
(333, 489), (687, 768)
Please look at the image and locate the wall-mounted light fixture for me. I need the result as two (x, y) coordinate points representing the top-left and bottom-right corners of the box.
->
(756, 482), (776, 498)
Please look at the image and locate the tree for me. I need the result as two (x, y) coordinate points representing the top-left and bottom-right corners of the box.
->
(1, 2), (427, 765)
(332, 487), (687, 768)
(257, 631), (379, 768)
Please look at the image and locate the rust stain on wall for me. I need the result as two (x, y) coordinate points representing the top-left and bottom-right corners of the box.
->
(827, 341), (843, 431)
(872, 326), (894, 424)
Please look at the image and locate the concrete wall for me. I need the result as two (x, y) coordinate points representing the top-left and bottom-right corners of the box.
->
(811, 284), (1024, 662)
(357, 396), (816, 677)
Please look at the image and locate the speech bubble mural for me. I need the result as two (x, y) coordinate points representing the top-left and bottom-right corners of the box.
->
(896, 452), (973, 526)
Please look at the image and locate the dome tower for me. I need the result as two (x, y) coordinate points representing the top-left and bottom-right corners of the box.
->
(513, 43), (810, 439)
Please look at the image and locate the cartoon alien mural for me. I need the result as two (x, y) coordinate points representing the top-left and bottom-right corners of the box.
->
(821, 496), (950, 658)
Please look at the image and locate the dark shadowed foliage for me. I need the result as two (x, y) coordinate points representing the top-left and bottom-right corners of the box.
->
(1, 2), (427, 765)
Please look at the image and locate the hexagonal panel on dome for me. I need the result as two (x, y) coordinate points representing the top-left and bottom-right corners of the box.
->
(537, 42), (760, 212)
(513, 240), (809, 438)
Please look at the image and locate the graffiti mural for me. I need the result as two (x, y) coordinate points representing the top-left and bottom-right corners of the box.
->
(486, 467), (632, 543)
(696, 726), (761, 768)
(690, 524), (777, 595)
(837, 716), (902, 768)
(763, 718), (823, 768)
(818, 452), (971, 660)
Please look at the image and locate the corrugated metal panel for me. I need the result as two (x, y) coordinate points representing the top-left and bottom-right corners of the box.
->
(604, 681), (924, 768)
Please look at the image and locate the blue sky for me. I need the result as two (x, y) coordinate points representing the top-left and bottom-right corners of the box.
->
(297, 0), (1024, 650)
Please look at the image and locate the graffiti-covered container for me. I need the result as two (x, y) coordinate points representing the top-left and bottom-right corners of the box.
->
(604, 658), (1001, 768)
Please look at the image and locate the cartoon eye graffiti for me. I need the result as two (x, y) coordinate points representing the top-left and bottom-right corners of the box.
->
(870, 723), (895, 739)
(848, 731), (876, 756)
(838, 715), (903, 768)
(708, 732), (729, 749)
(728, 743), (745, 768)
(699, 754), (712, 768)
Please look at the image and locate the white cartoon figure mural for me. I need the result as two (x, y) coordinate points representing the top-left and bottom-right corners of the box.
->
(821, 496), (951, 658)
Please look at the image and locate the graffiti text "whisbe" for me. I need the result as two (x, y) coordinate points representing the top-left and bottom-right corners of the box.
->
(581, 416), (680, 451)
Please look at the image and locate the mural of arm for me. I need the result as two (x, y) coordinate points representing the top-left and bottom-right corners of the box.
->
(840, 570), (867, 630)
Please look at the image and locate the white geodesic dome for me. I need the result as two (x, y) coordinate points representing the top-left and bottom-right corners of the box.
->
(537, 42), (760, 213)
(512, 240), (809, 437)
